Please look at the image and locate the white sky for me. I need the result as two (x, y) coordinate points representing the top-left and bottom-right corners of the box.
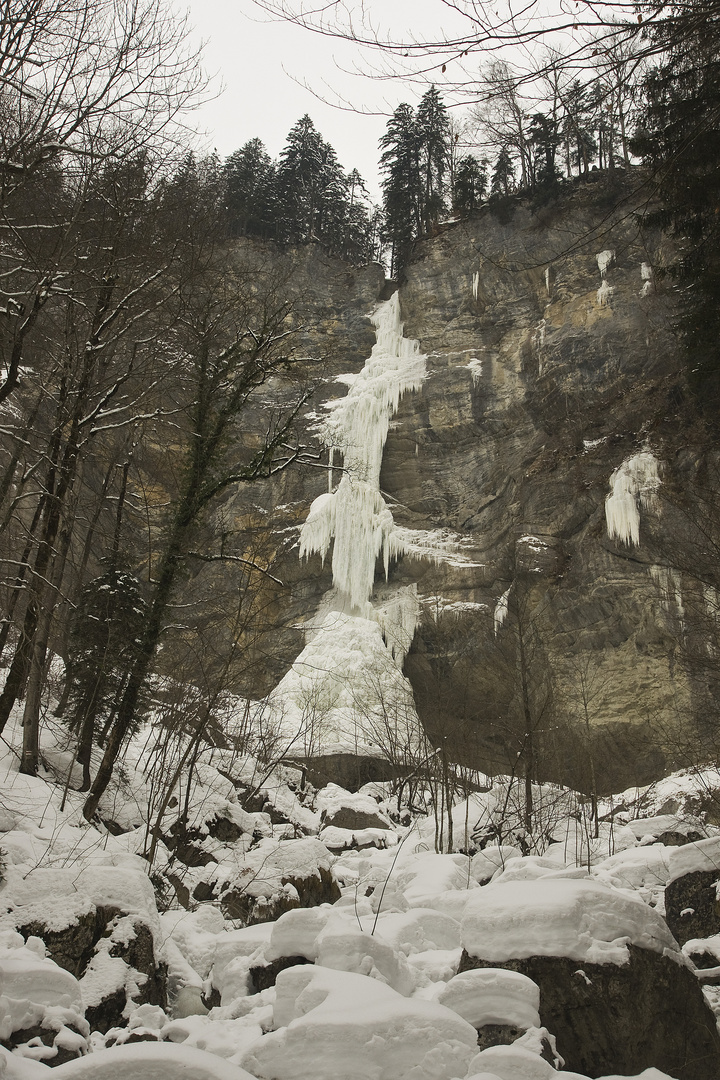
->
(180, 0), (473, 202)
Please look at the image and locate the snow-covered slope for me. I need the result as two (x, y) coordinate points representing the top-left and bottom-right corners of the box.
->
(2, 703), (720, 1079)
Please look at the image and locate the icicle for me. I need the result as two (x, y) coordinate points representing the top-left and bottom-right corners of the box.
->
(472, 271), (480, 301)
(299, 292), (426, 611)
(597, 250), (615, 278)
(327, 446), (335, 493)
(466, 358), (483, 386)
(597, 280), (614, 306)
(545, 266), (552, 297)
(640, 263), (653, 298)
(605, 451), (661, 546)
(494, 587), (511, 635)
(373, 586), (421, 666)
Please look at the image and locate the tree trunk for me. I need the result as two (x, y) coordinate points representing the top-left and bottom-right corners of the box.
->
(19, 511), (76, 774)
(0, 494), (44, 663)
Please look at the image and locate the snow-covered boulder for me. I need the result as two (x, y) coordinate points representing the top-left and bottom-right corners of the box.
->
(394, 852), (473, 906)
(625, 815), (710, 846)
(0, 933), (88, 1065)
(319, 825), (398, 852)
(211, 923), (275, 997)
(11, 894), (99, 977)
(317, 784), (394, 832)
(249, 906), (416, 995)
(218, 838), (340, 924)
(459, 878), (720, 1079)
(1, 861), (167, 1042)
(80, 912), (167, 1033)
(160, 907), (225, 982)
(470, 845), (523, 884)
(264, 907), (338, 964)
(50, 1042), (259, 1078)
(433, 968), (541, 1030)
(315, 924), (415, 995)
(467, 1042), (559, 1079)
(241, 964), (479, 1080)
(592, 845), (672, 892)
(368, 908), (461, 955)
(462, 878), (679, 965)
(664, 837), (720, 945)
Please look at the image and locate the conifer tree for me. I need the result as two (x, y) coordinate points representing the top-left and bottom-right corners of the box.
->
(416, 85), (451, 231)
(276, 114), (345, 244)
(452, 154), (488, 216)
(528, 112), (562, 189)
(380, 103), (422, 277)
(632, 1), (720, 411)
(561, 81), (598, 176)
(490, 147), (516, 196)
(224, 138), (276, 238)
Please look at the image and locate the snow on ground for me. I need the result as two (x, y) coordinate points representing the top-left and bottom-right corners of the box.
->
(241, 964), (479, 1080)
(51, 1042), (259, 1078)
(461, 878), (682, 966)
(0, 698), (717, 1079)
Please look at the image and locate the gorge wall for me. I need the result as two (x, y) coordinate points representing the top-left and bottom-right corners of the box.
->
(239, 178), (710, 795)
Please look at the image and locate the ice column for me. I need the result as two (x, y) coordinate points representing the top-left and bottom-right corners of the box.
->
(596, 249), (615, 307)
(605, 450), (661, 546)
(640, 263), (653, 298)
(299, 292), (426, 611)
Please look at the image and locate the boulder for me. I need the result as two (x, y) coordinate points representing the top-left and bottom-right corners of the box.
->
(322, 806), (391, 831)
(16, 897), (99, 977)
(81, 915), (167, 1034)
(0, 934), (88, 1065)
(219, 838), (340, 925)
(459, 878), (720, 1079)
(460, 947), (720, 1079)
(249, 954), (312, 992)
(664, 870), (720, 946)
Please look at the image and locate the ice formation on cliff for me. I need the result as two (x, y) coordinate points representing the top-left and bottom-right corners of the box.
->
(465, 357), (483, 386)
(597, 250), (615, 277)
(641, 262), (654, 297)
(605, 451), (661, 546)
(299, 292), (426, 612)
(494, 587), (511, 635)
(650, 565), (685, 627)
(596, 250), (615, 306)
(273, 294), (437, 752)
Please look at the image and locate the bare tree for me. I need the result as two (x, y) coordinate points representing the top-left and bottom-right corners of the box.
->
(81, 247), (316, 820)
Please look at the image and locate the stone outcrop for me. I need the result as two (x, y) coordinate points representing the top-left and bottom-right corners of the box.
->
(458, 945), (720, 1079)
(218, 838), (341, 924)
(665, 869), (720, 945)
(273, 176), (708, 792)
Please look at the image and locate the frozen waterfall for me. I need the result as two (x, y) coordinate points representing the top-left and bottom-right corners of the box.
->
(299, 291), (427, 611)
(269, 292), (429, 755)
(605, 450), (660, 547)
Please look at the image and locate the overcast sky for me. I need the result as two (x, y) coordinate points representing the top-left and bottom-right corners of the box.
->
(180, 0), (472, 202)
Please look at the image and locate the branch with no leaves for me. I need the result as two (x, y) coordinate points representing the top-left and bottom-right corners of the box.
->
(185, 551), (283, 585)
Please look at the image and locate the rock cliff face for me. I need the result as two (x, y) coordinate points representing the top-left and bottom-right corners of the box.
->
(246, 181), (707, 793)
(377, 183), (688, 791)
